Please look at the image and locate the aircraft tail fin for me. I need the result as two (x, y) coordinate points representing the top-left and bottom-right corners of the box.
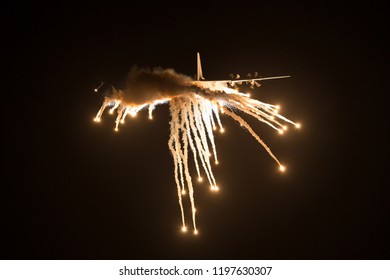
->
(197, 52), (205, 80)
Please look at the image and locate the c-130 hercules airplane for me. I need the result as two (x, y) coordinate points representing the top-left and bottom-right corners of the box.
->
(94, 52), (290, 93)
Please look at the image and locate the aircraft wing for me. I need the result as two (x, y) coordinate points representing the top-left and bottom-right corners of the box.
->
(195, 53), (290, 85)
(205, 75), (291, 83)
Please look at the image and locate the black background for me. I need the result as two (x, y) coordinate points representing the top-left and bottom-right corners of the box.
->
(2, 3), (388, 259)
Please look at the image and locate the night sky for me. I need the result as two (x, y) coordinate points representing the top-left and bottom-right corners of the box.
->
(3, 3), (388, 259)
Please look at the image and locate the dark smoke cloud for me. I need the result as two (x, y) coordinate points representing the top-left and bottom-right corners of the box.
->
(110, 67), (199, 105)
(108, 67), (226, 105)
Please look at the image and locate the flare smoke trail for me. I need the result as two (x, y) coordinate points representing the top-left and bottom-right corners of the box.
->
(94, 64), (300, 234)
